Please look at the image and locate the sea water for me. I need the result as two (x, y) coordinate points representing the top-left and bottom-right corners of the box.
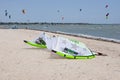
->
(2, 24), (120, 42)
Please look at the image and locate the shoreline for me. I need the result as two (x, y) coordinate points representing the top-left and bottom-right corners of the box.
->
(31, 29), (120, 44)
(1, 22), (119, 25)
(0, 24), (120, 44)
(1, 27), (120, 44)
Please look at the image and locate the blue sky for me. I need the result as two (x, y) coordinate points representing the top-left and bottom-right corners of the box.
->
(0, 0), (120, 24)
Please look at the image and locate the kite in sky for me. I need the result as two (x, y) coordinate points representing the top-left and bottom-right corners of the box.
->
(62, 16), (64, 20)
(105, 4), (108, 8)
(22, 9), (26, 14)
(80, 9), (82, 11)
(5, 10), (8, 16)
(106, 13), (109, 19)
(9, 15), (11, 19)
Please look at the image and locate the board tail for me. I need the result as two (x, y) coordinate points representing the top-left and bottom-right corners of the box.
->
(24, 40), (28, 43)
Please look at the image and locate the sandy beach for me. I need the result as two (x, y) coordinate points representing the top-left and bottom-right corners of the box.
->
(0, 28), (120, 80)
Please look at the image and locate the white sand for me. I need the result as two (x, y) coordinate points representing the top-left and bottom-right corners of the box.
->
(0, 29), (120, 80)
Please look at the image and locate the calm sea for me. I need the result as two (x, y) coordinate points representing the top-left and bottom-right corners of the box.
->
(2, 24), (120, 42)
